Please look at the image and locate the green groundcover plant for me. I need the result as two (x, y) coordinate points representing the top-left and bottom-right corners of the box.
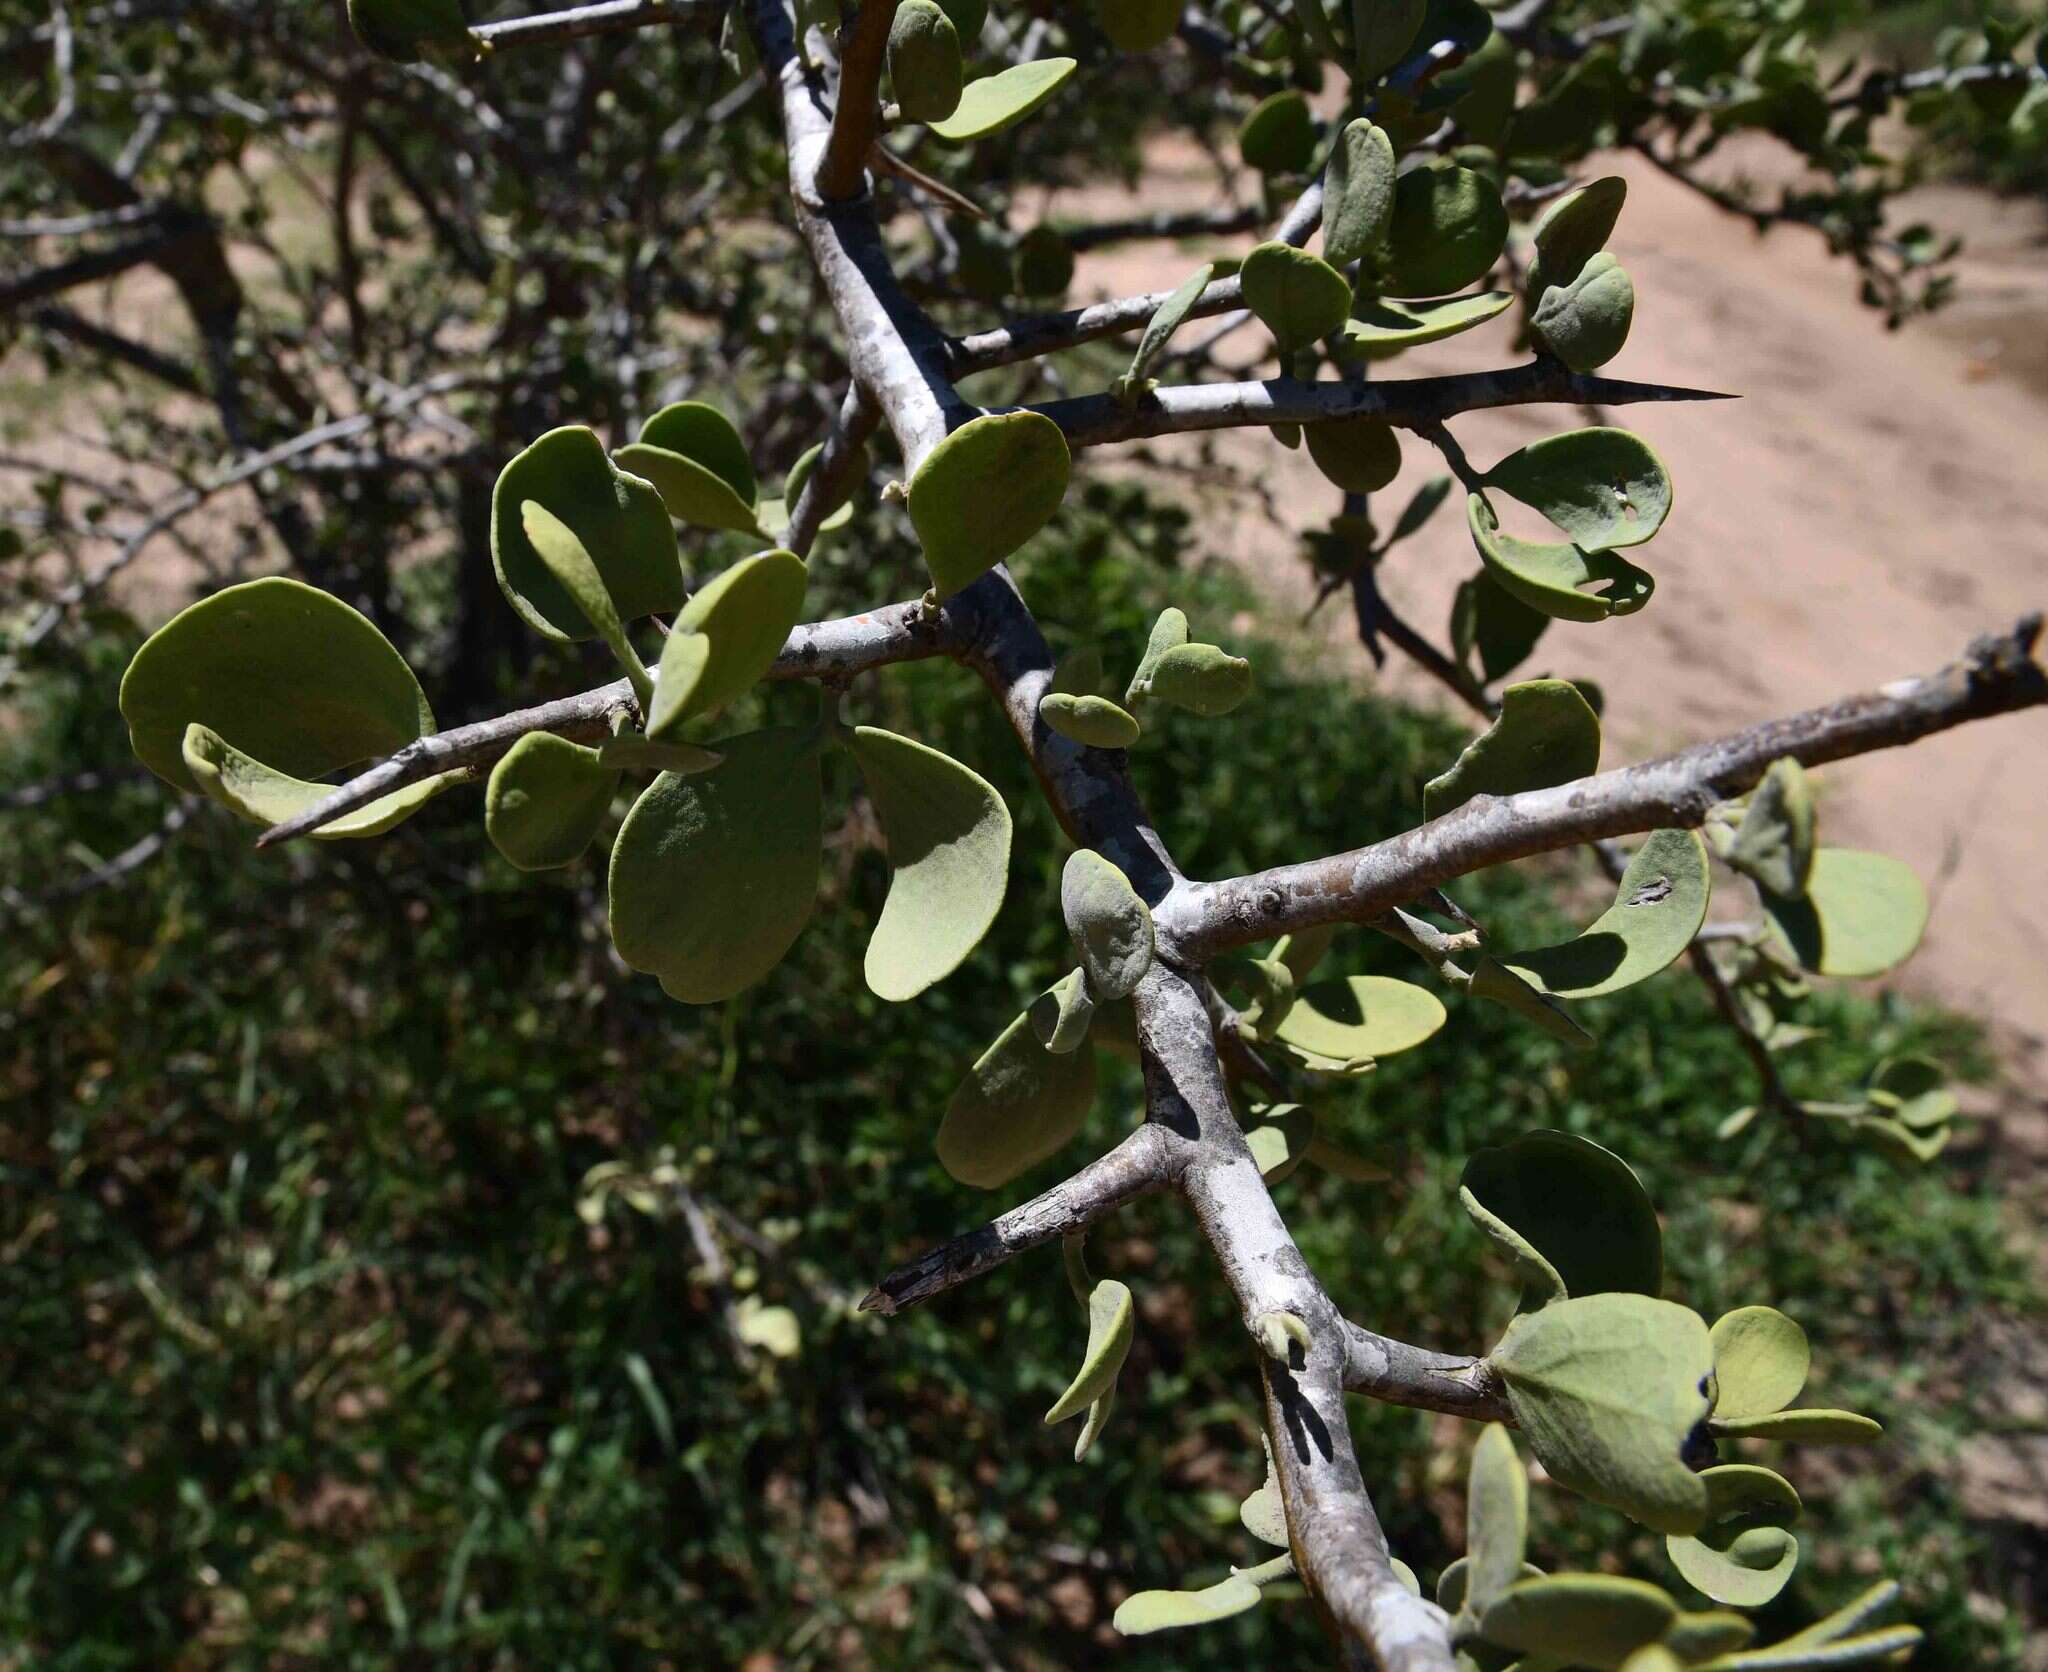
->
(9, 0), (2048, 1665)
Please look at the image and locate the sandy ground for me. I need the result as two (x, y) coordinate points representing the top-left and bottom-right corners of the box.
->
(1056, 143), (2048, 1118)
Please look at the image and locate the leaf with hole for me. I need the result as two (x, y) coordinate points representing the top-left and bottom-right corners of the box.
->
(1424, 679), (1601, 820)
(1467, 493), (1654, 622)
(927, 57), (1077, 139)
(1533, 252), (1636, 371)
(646, 549), (807, 738)
(121, 577), (434, 797)
(849, 726), (1012, 1002)
(1323, 118), (1397, 266)
(1490, 1293), (1715, 1534)
(1459, 1129), (1662, 1307)
(1493, 831), (1711, 999)
(1382, 166), (1508, 299)
(1046, 1278), (1135, 1423)
(1336, 290), (1513, 357)
(1240, 241), (1352, 356)
(908, 411), (1071, 598)
(484, 732), (619, 871)
(888, 0), (963, 123)
(1483, 428), (1672, 552)
(607, 727), (821, 1004)
(493, 427), (683, 642)
(936, 1009), (1098, 1187)
(1760, 848), (1926, 979)
(1061, 849), (1154, 999)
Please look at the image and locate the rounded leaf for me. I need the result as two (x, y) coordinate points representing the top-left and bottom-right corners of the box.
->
(1460, 1129), (1662, 1305)
(927, 57), (1076, 140)
(1061, 849), (1155, 1000)
(1668, 1495), (1800, 1609)
(493, 426), (683, 641)
(1467, 492), (1654, 623)
(485, 732), (619, 871)
(1495, 830), (1712, 1000)
(1465, 1423), (1529, 1619)
(646, 549), (808, 737)
(1245, 1103), (1316, 1183)
(936, 1009), (1099, 1188)
(1114, 1575), (1262, 1636)
(1045, 1278), (1135, 1423)
(1240, 240), (1351, 356)
(1483, 427), (1672, 552)
(1013, 224), (1075, 297)
(1274, 975), (1447, 1068)
(1490, 1293), (1714, 1534)
(1760, 848), (1927, 979)
(908, 411), (1071, 598)
(1125, 606), (1189, 701)
(1240, 1446), (1289, 1547)
(849, 726), (1013, 1002)
(1710, 1307), (1810, 1421)
(607, 727), (822, 1003)
(1144, 643), (1253, 716)
(1305, 417), (1402, 493)
(635, 401), (757, 507)
(1238, 90), (1317, 174)
(1661, 1610), (1757, 1661)
(1322, 119), (1397, 266)
(182, 724), (458, 839)
(1040, 691), (1141, 749)
(1382, 166), (1508, 299)
(613, 444), (767, 537)
(1097, 0), (1181, 52)
(1480, 1575), (1679, 1670)
(1423, 678), (1601, 821)
(121, 576), (431, 795)
(888, 0), (964, 123)
(1533, 252), (1636, 371)
(1336, 290), (1512, 357)
(1530, 176), (1628, 292)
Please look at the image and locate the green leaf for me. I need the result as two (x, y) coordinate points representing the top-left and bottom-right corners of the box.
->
(1533, 252), (1636, 371)
(1143, 643), (1253, 716)
(1728, 759), (1816, 898)
(1465, 1424), (1529, 1620)
(1482, 428), (1672, 552)
(1774, 1581), (1902, 1651)
(493, 427), (683, 642)
(1853, 1113), (1952, 1166)
(521, 501), (654, 702)
(1666, 1466), (1802, 1609)
(1240, 240), (1352, 355)
(1098, 0), (1182, 52)
(1114, 1574), (1263, 1635)
(121, 576), (433, 796)
(1274, 975), (1447, 1067)
(1424, 679), (1601, 821)
(1451, 570), (1552, 685)
(1322, 118), (1397, 267)
(1050, 645), (1105, 698)
(932, 0), (985, 44)
(1126, 606), (1189, 700)
(1335, 290), (1513, 357)
(1696, 1627), (1924, 1668)
(1029, 966), (1096, 1054)
(1459, 1129), (1662, 1306)
(1040, 692), (1141, 749)
(635, 401), (757, 508)
(1467, 493), (1654, 623)
(1480, 1574), (1680, 1670)
(734, 1297), (801, 1358)
(1382, 166), (1508, 299)
(1867, 1055), (1955, 1128)
(1438, 1556), (1546, 1615)
(484, 732), (619, 871)
(1709, 1308), (1809, 1422)
(1494, 830), (1712, 1000)
(1470, 957), (1594, 1047)
(1241, 1444), (1289, 1547)
(1305, 417), (1402, 493)
(1072, 1380), (1115, 1462)
(1238, 90), (1317, 174)
(1245, 1103), (1316, 1183)
(1352, 0), (1425, 80)
(888, 0), (964, 123)
(1438, 29), (1517, 148)
(1760, 849), (1926, 979)
(182, 724), (459, 839)
(597, 734), (724, 775)
(1114, 264), (1215, 403)
(607, 728), (822, 1004)
(1662, 1609), (1758, 1661)
(1014, 225), (1074, 297)
(849, 726), (1012, 1003)
(936, 1009), (1099, 1188)
(1530, 176), (1628, 292)
(1061, 849), (1155, 1000)
(783, 438), (866, 533)
(614, 444), (768, 538)
(1709, 1410), (1882, 1444)
(645, 549), (808, 738)
(927, 57), (1077, 140)
(907, 411), (1071, 598)
(1046, 1278), (1135, 1423)
(1490, 1293), (1715, 1534)
(346, 0), (470, 61)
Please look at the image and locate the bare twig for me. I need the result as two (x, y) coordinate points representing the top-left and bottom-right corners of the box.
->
(470, 0), (720, 50)
(815, 0), (900, 201)
(1342, 1323), (1511, 1421)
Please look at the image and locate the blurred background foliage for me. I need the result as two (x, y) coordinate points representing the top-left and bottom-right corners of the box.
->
(3, 0), (2045, 1666)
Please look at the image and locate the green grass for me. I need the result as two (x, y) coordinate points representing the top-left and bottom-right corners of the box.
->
(1, 481), (2035, 1668)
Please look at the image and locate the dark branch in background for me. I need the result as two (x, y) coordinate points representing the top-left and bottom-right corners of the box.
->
(1168, 618), (2048, 960)
(1060, 200), (1265, 252)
